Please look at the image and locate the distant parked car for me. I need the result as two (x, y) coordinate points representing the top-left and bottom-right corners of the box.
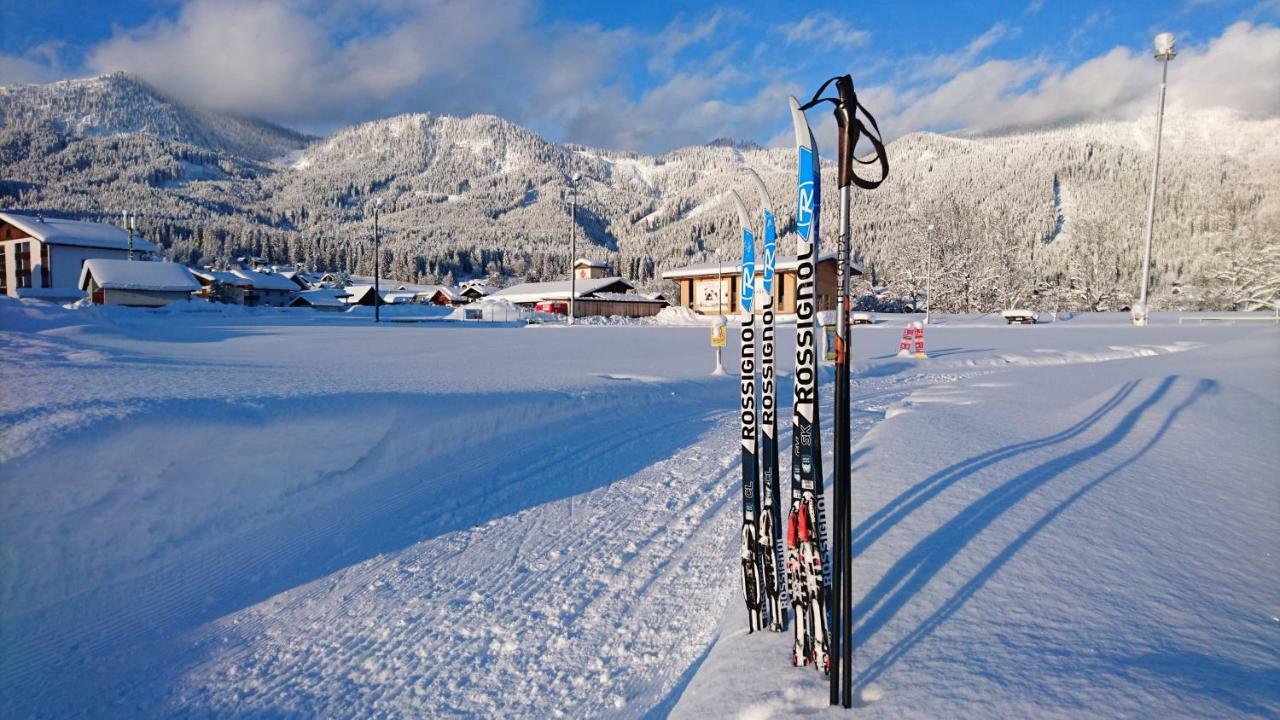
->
(535, 301), (568, 315)
(851, 312), (874, 325)
(1002, 309), (1039, 325)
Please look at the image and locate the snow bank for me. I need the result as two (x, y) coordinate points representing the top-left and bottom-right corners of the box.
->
(653, 306), (715, 326)
(446, 297), (530, 322)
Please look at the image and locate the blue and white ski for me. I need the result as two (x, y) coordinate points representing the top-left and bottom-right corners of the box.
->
(730, 189), (765, 633)
(747, 168), (787, 633)
(787, 96), (830, 672)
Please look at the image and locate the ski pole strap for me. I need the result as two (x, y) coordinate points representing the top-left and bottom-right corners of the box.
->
(799, 74), (888, 190)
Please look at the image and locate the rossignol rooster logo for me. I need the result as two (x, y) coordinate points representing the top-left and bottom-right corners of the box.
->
(740, 228), (755, 313)
(762, 212), (777, 297)
(796, 148), (815, 242)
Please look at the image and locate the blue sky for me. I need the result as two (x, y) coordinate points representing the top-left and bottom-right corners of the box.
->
(3, 1), (1277, 152)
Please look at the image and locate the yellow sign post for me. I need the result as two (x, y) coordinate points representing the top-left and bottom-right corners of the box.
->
(711, 324), (728, 347)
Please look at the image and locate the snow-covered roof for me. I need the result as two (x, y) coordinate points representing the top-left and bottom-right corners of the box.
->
(190, 268), (253, 287)
(1, 212), (158, 252)
(588, 292), (666, 303)
(344, 285), (377, 303)
(431, 285), (465, 301)
(490, 276), (635, 304)
(78, 259), (201, 292)
(660, 252), (862, 279)
(574, 258), (608, 268)
(460, 284), (498, 297)
(289, 289), (349, 307)
(232, 268), (298, 291)
(348, 276), (438, 292)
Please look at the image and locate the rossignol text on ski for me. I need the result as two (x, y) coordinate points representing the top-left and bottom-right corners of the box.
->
(786, 96), (830, 673)
(731, 189), (766, 632)
(746, 169), (786, 633)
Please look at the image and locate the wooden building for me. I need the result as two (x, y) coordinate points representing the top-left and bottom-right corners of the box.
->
(573, 258), (609, 280)
(490, 276), (666, 318)
(660, 253), (862, 315)
(78, 259), (200, 307)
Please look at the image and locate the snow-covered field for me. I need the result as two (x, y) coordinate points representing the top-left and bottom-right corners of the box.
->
(1, 299), (1276, 718)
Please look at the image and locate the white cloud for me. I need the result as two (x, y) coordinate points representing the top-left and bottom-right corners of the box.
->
(876, 21), (1280, 137)
(780, 13), (871, 49)
(85, 0), (630, 134)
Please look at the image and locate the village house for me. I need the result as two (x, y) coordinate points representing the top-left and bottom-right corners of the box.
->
(0, 211), (159, 302)
(490, 274), (666, 318)
(573, 258), (608, 280)
(231, 268), (297, 307)
(288, 288), (350, 310)
(428, 285), (467, 306)
(78, 259), (201, 307)
(660, 253), (863, 315)
(190, 268), (254, 303)
(458, 280), (498, 302)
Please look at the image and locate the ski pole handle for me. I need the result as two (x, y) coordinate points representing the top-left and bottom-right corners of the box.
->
(834, 75), (857, 190)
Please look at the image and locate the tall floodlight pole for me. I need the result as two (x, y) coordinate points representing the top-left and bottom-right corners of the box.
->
(925, 224), (934, 325)
(1135, 32), (1176, 327)
(568, 173), (581, 326)
(373, 198), (384, 324)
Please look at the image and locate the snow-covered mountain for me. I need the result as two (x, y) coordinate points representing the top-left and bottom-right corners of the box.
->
(2, 72), (1276, 311)
(0, 72), (309, 162)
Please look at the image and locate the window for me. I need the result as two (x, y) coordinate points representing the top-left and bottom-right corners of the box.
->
(0, 245), (7, 294)
(40, 243), (51, 288)
(14, 242), (31, 289)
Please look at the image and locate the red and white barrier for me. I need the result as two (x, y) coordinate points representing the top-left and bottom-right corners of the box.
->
(896, 321), (927, 359)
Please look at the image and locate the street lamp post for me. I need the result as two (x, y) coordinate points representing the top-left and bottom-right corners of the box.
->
(925, 224), (934, 325)
(568, 174), (581, 326)
(373, 198), (384, 324)
(1135, 32), (1177, 327)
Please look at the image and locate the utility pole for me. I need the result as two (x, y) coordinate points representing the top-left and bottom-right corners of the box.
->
(1135, 32), (1177, 326)
(568, 174), (581, 325)
(925, 224), (934, 325)
(373, 198), (384, 324)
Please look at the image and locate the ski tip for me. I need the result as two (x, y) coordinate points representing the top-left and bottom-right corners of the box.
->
(789, 96), (814, 152)
(728, 189), (752, 232)
(746, 168), (772, 214)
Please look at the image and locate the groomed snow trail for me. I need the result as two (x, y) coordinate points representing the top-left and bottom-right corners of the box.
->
(165, 407), (744, 717)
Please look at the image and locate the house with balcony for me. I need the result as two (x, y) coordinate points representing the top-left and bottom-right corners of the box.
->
(0, 212), (158, 302)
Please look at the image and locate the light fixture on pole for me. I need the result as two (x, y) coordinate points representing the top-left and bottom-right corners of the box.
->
(568, 174), (581, 326)
(373, 197), (384, 324)
(1134, 32), (1176, 327)
(122, 210), (136, 261)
